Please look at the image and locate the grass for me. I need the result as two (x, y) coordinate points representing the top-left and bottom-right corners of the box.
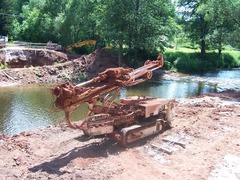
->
(166, 47), (200, 53)
(164, 47), (240, 73)
(166, 47), (240, 59)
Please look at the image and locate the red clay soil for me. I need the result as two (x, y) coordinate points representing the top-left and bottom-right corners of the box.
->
(0, 49), (240, 179)
(0, 48), (120, 86)
(0, 91), (240, 179)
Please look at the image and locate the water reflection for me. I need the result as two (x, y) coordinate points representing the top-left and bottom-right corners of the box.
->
(186, 69), (240, 91)
(0, 85), (58, 135)
(200, 69), (240, 79)
(0, 85), (88, 135)
(120, 80), (217, 99)
(0, 69), (239, 135)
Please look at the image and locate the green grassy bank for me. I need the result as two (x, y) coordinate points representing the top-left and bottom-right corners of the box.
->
(163, 48), (240, 73)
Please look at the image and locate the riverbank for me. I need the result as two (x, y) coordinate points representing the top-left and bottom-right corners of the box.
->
(0, 48), (120, 86)
(0, 91), (240, 179)
(164, 48), (240, 73)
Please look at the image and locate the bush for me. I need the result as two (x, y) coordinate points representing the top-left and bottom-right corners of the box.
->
(174, 56), (205, 73)
(164, 52), (204, 72)
(0, 63), (8, 69)
(124, 48), (239, 73)
(203, 53), (223, 69)
(77, 73), (87, 82)
(124, 48), (160, 68)
(222, 53), (238, 68)
(163, 51), (238, 73)
(203, 53), (237, 70)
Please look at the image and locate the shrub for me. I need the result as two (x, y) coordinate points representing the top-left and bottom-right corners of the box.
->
(124, 48), (239, 73)
(0, 63), (8, 69)
(164, 52), (204, 72)
(174, 56), (205, 73)
(163, 51), (238, 73)
(78, 73), (87, 82)
(124, 48), (160, 68)
(222, 53), (237, 68)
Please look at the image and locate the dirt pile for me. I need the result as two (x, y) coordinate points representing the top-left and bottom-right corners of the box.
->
(0, 91), (239, 179)
(76, 49), (120, 78)
(202, 90), (240, 102)
(0, 48), (119, 86)
(0, 48), (79, 68)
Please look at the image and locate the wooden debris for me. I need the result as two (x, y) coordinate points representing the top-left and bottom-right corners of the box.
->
(162, 138), (186, 148)
(151, 144), (173, 155)
(0, 71), (14, 80)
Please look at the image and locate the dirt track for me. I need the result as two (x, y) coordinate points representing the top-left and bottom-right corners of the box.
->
(0, 91), (240, 179)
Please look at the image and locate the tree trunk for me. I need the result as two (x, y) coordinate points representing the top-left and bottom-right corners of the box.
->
(118, 34), (123, 66)
(218, 28), (223, 55)
(200, 15), (206, 60)
(133, 0), (140, 63)
(134, 47), (138, 62)
(218, 46), (222, 55)
(174, 32), (178, 50)
(200, 39), (206, 60)
(135, 0), (140, 17)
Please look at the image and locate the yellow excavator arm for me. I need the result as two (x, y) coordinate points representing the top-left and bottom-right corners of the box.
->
(66, 40), (97, 51)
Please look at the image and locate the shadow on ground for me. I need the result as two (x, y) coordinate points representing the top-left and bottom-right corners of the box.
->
(28, 137), (123, 175)
(28, 128), (166, 175)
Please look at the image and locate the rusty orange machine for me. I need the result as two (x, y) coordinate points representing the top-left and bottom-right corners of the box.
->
(51, 54), (174, 145)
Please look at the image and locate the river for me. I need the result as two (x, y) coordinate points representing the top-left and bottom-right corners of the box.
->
(0, 69), (239, 135)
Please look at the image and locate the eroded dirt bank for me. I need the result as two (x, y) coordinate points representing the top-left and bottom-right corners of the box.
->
(0, 91), (240, 179)
(0, 48), (119, 86)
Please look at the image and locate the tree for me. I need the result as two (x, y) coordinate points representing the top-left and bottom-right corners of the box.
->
(12, 0), (29, 14)
(11, 0), (66, 42)
(178, 0), (240, 57)
(178, 0), (208, 59)
(39, 0), (68, 42)
(97, 0), (176, 65)
(57, 0), (98, 48)
(95, 0), (135, 65)
(198, 0), (240, 54)
(7, 0), (176, 65)
(18, 0), (48, 42)
(0, 0), (14, 36)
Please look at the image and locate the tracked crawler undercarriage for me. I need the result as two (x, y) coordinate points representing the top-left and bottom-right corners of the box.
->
(51, 54), (174, 146)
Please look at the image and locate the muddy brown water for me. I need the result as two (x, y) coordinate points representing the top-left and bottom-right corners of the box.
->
(0, 69), (239, 135)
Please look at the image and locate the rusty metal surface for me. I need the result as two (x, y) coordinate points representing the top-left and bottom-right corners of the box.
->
(50, 54), (173, 142)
